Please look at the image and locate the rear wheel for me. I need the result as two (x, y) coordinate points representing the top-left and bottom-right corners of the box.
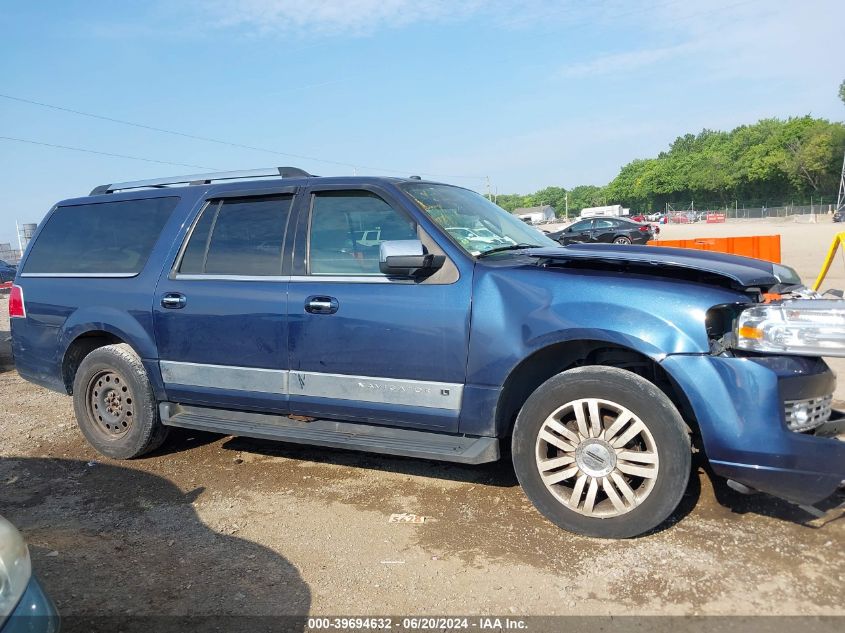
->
(512, 366), (690, 538)
(72, 344), (168, 459)
(613, 236), (632, 244)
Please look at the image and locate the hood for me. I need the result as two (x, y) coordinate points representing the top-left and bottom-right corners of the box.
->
(524, 243), (782, 289)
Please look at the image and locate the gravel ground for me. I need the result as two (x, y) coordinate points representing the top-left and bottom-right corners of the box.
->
(0, 220), (843, 623)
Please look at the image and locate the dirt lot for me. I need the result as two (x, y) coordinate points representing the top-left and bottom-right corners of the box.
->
(1, 219), (843, 624)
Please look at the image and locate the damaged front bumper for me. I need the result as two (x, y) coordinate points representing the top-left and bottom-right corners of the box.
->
(661, 353), (845, 517)
(801, 414), (845, 526)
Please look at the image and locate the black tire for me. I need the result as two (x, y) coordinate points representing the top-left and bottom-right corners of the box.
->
(613, 236), (632, 244)
(72, 343), (168, 459)
(512, 366), (690, 538)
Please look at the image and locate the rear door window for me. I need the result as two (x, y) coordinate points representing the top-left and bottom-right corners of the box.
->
(178, 195), (292, 276)
(24, 197), (179, 275)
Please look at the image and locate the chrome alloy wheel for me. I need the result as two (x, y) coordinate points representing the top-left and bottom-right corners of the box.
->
(534, 398), (659, 518)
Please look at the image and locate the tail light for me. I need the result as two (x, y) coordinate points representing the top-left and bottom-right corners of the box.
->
(638, 225), (650, 232)
(9, 284), (25, 319)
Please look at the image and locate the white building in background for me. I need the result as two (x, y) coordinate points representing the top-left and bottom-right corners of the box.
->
(514, 205), (556, 224)
(0, 242), (19, 264)
(579, 204), (629, 219)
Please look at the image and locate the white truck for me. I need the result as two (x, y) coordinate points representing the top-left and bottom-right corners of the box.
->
(580, 204), (629, 219)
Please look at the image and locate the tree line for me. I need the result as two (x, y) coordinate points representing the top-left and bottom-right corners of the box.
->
(495, 116), (845, 216)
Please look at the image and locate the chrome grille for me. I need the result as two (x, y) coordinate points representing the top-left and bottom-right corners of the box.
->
(784, 395), (833, 432)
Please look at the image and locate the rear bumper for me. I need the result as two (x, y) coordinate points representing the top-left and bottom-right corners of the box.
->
(1, 575), (60, 633)
(661, 354), (845, 506)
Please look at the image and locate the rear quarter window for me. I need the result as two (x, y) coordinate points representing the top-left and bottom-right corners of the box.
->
(24, 197), (179, 275)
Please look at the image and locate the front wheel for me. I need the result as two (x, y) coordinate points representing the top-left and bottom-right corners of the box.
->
(512, 366), (691, 538)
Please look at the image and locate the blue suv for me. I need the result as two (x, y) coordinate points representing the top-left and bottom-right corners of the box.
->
(9, 167), (845, 538)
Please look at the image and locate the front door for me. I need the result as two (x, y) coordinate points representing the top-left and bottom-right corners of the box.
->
(153, 191), (295, 413)
(563, 219), (593, 244)
(286, 185), (472, 432)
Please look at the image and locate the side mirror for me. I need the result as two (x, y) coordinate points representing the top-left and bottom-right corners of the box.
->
(379, 240), (442, 276)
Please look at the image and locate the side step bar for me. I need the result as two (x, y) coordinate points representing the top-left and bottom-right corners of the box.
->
(159, 402), (500, 464)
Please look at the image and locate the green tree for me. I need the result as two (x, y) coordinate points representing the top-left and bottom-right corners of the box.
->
(529, 186), (568, 215)
(566, 185), (606, 213)
(778, 117), (845, 194)
(494, 193), (531, 212)
(496, 115), (845, 214)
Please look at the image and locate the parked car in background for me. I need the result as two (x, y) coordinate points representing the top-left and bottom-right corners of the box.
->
(629, 214), (647, 223)
(445, 226), (512, 249)
(355, 229), (383, 247)
(0, 260), (16, 284)
(667, 212), (704, 224)
(0, 515), (59, 633)
(471, 227), (514, 245)
(548, 217), (657, 245)
(833, 209), (844, 223)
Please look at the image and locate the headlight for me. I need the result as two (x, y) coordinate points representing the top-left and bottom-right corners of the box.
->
(735, 299), (845, 357)
(0, 515), (32, 621)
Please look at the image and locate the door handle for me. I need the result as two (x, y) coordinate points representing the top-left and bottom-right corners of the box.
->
(161, 293), (187, 309)
(305, 296), (338, 315)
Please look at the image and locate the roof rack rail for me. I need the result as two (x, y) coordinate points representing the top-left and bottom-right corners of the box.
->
(89, 166), (314, 195)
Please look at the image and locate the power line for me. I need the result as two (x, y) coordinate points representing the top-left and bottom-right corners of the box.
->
(0, 93), (486, 181)
(0, 136), (217, 170)
(0, 0), (765, 187)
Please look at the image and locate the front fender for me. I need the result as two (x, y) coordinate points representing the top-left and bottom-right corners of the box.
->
(466, 266), (745, 387)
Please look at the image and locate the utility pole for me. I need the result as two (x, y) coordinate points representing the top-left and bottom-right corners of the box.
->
(565, 191), (569, 220)
(15, 220), (23, 256)
(485, 176), (491, 201)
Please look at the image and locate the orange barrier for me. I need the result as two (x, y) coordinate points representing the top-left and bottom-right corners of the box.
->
(647, 235), (781, 263)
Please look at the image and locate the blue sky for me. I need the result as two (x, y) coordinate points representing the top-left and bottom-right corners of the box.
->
(1, 0), (843, 246)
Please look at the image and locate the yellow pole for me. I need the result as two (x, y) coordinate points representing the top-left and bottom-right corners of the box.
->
(811, 231), (845, 291)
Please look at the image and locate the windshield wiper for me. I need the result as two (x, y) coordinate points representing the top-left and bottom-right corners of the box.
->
(476, 243), (539, 258)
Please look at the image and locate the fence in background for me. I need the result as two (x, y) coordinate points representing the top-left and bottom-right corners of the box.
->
(664, 201), (837, 221)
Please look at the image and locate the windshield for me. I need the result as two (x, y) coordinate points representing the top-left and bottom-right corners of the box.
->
(401, 183), (557, 255)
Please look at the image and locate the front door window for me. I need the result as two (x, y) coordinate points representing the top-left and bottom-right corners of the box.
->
(308, 192), (417, 276)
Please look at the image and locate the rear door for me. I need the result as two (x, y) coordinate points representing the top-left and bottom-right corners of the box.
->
(591, 218), (616, 243)
(285, 184), (472, 432)
(153, 189), (295, 413)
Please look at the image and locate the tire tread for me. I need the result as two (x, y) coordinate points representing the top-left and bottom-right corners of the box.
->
(72, 343), (168, 459)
